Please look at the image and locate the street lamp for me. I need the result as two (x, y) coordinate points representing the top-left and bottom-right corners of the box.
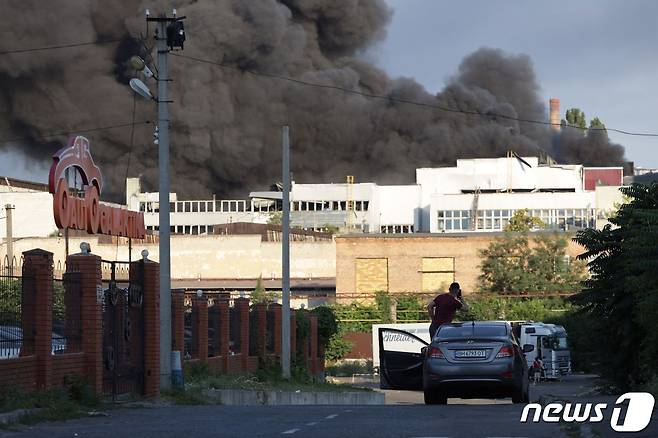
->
(123, 9), (186, 389)
(129, 78), (153, 100)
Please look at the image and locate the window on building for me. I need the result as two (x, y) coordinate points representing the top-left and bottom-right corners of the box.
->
(184, 226), (191, 234)
(199, 202), (206, 213)
(421, 257), (455, 292)
(355, 258), (388, 293)
(438, 210), (471, 231)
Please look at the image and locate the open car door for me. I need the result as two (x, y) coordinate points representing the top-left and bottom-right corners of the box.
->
(379, 327), (428, 390)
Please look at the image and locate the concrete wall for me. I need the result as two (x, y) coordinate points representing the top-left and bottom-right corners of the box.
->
(335, 233), (584, 296)
(0, 234), (335, 280)
(0, 192), (57, 238)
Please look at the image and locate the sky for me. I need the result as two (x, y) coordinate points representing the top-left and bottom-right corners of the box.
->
(369, 0), (658, 168)
(1, 0), (656, 184)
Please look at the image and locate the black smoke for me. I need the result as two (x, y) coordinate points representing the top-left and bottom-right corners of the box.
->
(0, 0), (626, 201)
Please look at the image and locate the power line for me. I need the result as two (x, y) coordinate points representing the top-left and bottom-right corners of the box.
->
(0, 39), (122, 55)
(0, 120), (152, 145)
(171, 52), (658, 138)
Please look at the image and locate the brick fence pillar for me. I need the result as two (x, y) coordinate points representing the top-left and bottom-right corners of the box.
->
(270, 304), (282, 358)
(192, 295), (208, 361)
(171, 290), (185, 355)
(252, 304), (267, 358)
(132, 259), (159, 397)
(215, 298), (229, 373)
(66, 251), (102, 395)
(235, 297), (250, 370)
(23, 249), (53, 390)
(309, 313), (318, 375)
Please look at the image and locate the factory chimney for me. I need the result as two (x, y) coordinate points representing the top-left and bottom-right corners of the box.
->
(549, 98), (561, 132)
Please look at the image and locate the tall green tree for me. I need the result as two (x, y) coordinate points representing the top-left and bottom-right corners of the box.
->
(589, 117), (606, 130)
(561, 108), (607, 137)
(561, 108), (587, 130)
(478, 210), (585, 294)
(572, 183), (658, 389)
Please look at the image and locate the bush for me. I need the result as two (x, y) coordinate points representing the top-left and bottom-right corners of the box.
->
(324, 333), (353, 362)
(295, 310), (310, 353)
(326, 360), (373, 377)
(312, 306), (338, 345)
(396, 295), (426, 322)
(250, 277), (277, 304)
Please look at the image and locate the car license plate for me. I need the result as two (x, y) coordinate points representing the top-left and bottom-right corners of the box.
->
(455, 349), (486, 358)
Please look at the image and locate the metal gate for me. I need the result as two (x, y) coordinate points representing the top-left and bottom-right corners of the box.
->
(102, 260), (145, 399)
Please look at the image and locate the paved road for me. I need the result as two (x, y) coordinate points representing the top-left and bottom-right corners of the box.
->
(2, 375), (656, 438)
(379, 373), (598, 405)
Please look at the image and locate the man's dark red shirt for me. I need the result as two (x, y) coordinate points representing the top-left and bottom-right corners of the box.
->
(432, 293), (463, 325)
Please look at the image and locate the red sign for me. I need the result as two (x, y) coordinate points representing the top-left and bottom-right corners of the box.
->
(49, 136), (145, 239)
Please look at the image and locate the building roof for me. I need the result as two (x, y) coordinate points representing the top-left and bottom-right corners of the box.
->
(171, 277), (335, 291)
(0, 176), (49, 192)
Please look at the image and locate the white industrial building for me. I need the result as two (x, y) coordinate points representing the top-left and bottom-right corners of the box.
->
(124, 155), (624, 235)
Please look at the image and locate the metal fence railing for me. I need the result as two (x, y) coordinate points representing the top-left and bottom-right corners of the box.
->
(52, 273), (82, 354)
(183, 302), (192, 359)
(0, 256), (31, 359)
(229, 307), (241, 355)
(266, 308), (276, 354)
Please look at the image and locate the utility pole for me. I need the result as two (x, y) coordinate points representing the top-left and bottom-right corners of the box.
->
(146, 10), (185, 389)
(4, 204), (13, 272)
(281, 126), (291, 379)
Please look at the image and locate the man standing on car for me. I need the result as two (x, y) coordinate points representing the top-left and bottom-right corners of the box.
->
(428, 282), (469, 338)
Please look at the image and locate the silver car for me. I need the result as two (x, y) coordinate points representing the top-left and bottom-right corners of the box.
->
(379, 321), (533, 405)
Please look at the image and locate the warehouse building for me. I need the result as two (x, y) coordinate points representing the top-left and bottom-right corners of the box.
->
(125, 155), (624, 235)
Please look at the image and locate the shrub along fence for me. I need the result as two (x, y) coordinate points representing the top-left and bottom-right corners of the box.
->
(172, 292), (324, 378)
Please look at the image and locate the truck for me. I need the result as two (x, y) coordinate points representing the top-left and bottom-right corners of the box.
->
(512, 321), (571, 379)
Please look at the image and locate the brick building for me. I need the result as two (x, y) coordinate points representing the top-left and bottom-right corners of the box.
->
(335, 232), (585, 298)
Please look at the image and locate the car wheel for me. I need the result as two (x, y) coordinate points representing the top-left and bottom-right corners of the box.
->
(424, 388), (447, 405)
(511, 384), (525, 404)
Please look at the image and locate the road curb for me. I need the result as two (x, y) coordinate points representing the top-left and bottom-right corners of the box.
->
(202, 389), (385, 405)
(0, 408), (43, 425)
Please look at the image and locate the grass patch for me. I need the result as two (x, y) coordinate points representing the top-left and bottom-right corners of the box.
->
(161, 359), (371, 405)
(326, 360), (373, 377)
(0, 374), (102, 426)
(160, 388), (207, 405)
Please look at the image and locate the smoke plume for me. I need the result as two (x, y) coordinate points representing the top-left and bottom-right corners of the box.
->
(0, 0), (626, 200)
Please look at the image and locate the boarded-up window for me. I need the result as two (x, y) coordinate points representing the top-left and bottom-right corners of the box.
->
(355, 258), (388, 293)
(421, 257), (454, 292)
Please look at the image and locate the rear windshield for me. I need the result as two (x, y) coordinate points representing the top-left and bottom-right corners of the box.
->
(437, 325), (507, 339)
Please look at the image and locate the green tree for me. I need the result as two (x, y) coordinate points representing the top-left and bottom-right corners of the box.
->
(572, 183), (658, 390)
(478, 210), (585, 294)
(589, 117), (606, 130)
(561, 108), (587, 131)
(250, 277), (277, 304)
(267, 211), (282, 225)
